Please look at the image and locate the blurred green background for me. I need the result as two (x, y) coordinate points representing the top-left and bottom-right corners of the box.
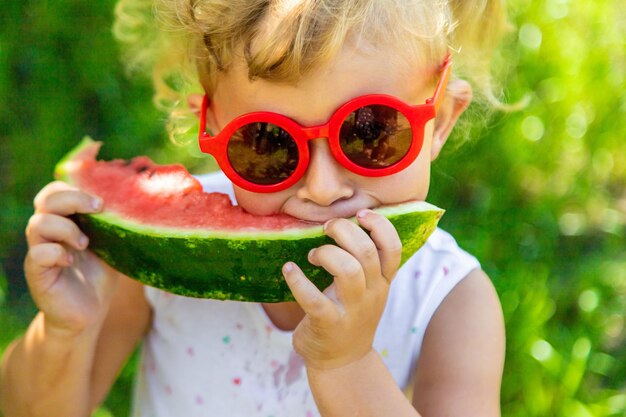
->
(0, 0), (624, 416)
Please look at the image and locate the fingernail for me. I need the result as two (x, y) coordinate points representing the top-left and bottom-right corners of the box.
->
(91, 198), (102, 211)
(283, 262), (293, 273)
(79, 235), (89, 248)
(357, 209), (369, 219)
(308, 248), (316, 260)
(67, 253), (74, 264)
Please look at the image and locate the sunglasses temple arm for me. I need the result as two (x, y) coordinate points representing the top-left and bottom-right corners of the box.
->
(199, 94), (210, 140)
(429, 54), (452, 114)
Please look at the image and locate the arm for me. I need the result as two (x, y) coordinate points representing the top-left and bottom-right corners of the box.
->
(90, 275), (152, 410)
(304, 270), (505, 417)
(0, 182), (151, 417)
(1, 312), (103, 417)
(307, 350), (418, 416)
(412, 268), (505, 416)
(0, 275), (150, 417)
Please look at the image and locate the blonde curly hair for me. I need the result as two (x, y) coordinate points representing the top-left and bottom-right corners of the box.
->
(113, 0), (512, 145)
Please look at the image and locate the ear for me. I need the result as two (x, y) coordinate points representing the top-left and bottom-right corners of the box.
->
(188, 93), (220, 134)
(188, 93), (204, 117)
(430, 79), (473, 160)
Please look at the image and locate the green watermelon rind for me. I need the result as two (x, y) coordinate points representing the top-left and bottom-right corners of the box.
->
(57, 137), (445, 302)
(74, 208), (442, 302)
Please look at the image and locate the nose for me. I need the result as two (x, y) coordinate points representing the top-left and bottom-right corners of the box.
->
(296, 139), (354, 206)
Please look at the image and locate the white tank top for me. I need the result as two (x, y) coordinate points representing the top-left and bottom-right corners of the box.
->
(131, 172), (480, 417)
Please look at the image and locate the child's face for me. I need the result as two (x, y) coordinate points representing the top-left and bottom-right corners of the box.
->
(208, 45), (441, 223)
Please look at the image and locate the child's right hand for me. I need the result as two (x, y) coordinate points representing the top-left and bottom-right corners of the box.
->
(24, 181), (121, 336)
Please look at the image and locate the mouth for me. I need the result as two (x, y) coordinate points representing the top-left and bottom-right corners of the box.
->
(282, 198), (378, 223)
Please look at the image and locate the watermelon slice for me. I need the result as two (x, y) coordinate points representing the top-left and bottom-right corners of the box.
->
(54, 137), (444, 302)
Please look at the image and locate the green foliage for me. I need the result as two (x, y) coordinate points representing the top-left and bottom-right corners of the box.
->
(0, 1), (624, 417)
(428, 0), (626, 416)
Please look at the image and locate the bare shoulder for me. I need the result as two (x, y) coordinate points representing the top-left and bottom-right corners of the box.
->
(90, 274), (153, 408)
(412, 269), (505, 417)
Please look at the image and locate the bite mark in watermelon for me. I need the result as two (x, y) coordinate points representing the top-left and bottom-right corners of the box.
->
(55, 137), (444, 302)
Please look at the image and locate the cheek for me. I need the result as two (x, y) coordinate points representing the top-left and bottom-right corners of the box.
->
(400, 123), (435, 198)
(410, 136), (434, 197)
(371, 147), (432, 204)
(233, 187), (291, 215)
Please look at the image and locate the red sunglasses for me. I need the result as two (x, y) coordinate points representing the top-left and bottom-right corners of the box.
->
(199, 55), (451, 193)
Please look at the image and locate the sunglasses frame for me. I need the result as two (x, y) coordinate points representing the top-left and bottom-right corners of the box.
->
(199, 54), (451, 193)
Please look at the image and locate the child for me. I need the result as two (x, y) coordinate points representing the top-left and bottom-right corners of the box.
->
(1, 0), (507, 416)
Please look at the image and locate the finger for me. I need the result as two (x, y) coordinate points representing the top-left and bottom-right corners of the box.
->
(356, 210), (402, 283)
(308, 245), (366, 307)
(282, 262), (337, 321)
(34, 183), (102, 215)
(33, 181), (77, 209)
(26, 213), (89, 250)
(323, 218), (381, 283)
(24, 243), (72, 283)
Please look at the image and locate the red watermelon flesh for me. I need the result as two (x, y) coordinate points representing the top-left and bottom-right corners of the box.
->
(63, 140), (312, 231)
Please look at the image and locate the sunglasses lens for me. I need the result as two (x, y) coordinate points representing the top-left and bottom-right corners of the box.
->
(339, 105), (412, 169)
(227, 122), (299, 185)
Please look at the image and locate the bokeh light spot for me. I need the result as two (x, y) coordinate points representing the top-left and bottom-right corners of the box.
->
(546, 0), (570, 20)
(605, 314), (624, 340)
(519, 23), (543, 50)
(608, 395), (626, 414)
(572, 337), (591, 359)
(521, 115), (545, 141)
(566, 108), (588, 139)
(600, 208), (623, 233)
(538, 78), (565, 103)
(578, 288), (600, 312)
(531, 339), (553, 362)
(559, 212), (586, 236)
(592, 148), (614, 178)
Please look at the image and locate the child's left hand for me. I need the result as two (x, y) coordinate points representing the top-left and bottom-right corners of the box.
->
(282, 209), (402, 370)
